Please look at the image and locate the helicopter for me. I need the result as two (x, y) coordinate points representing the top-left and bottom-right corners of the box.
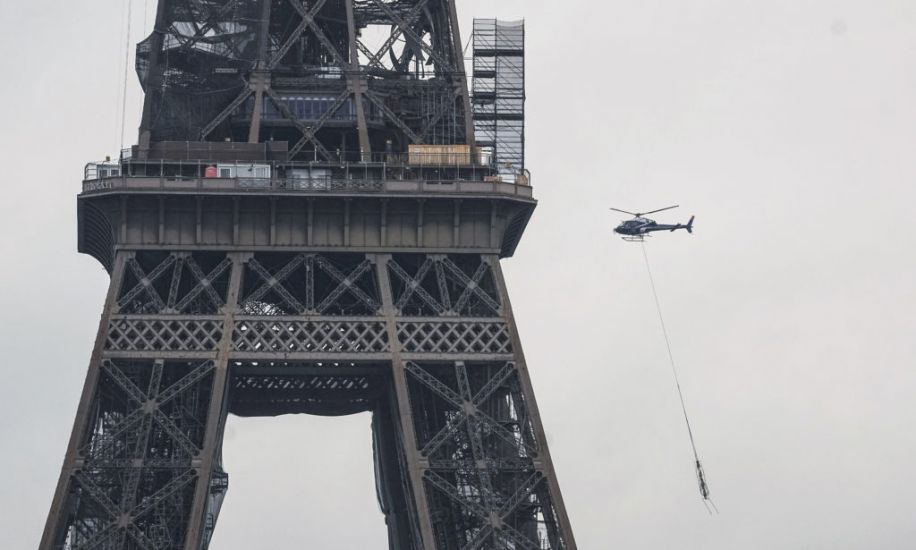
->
(610, 205), (694, 241)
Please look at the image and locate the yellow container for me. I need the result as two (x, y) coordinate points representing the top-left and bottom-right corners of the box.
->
(408, 144), (475, 166)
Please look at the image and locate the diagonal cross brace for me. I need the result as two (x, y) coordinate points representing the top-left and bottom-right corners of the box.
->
(472, 363), (516, 407)
(176, 0), (243, 56)
(367, 0), (453, 71)
(244, 256), (307, 313)
(102, 361), (148, 405)
(442, 258), (501, 314)
(286, 0), (349, 69)
(173, 257), (232, 313)
(473, 410), (539, 458)
(199, 84), (255, 140)
(424, 471), (540, 550)
(456, 362), (498, 510)
(268, 0), (329, 69)
(364, 90), (423, 143)
(405, 362), (463, 407)
(360, 0), (431, 70)
(166, 257), (185, 310)
(314, 256), (379, 313)
(265, 87), (342, 160)
(499, 471), (544, 518)
(389, 258), (444, 314)
(420, 410), (468, 457)
(120, 256), (177, 311)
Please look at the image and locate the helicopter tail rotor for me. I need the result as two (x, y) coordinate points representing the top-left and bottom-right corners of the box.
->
(687, 215), (694, 234)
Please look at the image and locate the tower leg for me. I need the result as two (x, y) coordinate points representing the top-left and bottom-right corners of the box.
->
(381, 253), (578, 549)
(41, 251), (243, 550)
(40, 253), (129, 549)
(491, 256), (578, 550)
(377, 253), (441, 550)
(183, 253), (245, 550)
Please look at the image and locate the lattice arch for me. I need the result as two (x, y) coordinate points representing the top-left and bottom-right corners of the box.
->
(388, 254), (502, 317)
(239, 253), (381, 316)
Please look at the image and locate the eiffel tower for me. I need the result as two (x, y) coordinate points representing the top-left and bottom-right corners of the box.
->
(40, 2), (576, 548)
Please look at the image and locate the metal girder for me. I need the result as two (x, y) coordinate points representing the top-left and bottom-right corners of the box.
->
(405, 361), (463, 405)
(389, 257), (445, 314)
(420, 409), (467, 456)
(314, 256), (380, 313)
(389, 255), (501, 316)
(245, 256), (307, 313)
(472, 362), (515, 406)
(242, 253), (380, 315)
(358, 0), (431, 71)
(58, 355), (212, 549)
(268, 0), (330, 69)
(121, 255), (176, 312)
(120, 254), (230, 315)
(442, 257), (501, 315)
(365, 90), (423, 143)
(175, 0), (244, 57)
(267, 87), (347, 159)
(357, 40), (386, 73)
(174, 257), (231, 313)
(287, 0), (350, 69)
(418, 88), (461, 142)
(199, 85), (254, 140)
(367, 0), (453, 72)
(345, 0), (372, 154)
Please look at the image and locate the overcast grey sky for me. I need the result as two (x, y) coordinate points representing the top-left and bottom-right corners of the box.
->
(2, 0), (915, 548)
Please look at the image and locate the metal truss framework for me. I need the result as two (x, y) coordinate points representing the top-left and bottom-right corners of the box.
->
(42, 250), (576, 550)
(50, 0), (564, 547)
(137, 0), (475, 156)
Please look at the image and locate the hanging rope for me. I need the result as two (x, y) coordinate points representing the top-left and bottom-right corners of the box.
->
(119, 0), (134, 150)
(463, 30), (474, 57)
(641, 242), (717, 513)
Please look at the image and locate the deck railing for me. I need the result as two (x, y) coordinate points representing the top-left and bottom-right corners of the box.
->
(81, 175), (534, 198)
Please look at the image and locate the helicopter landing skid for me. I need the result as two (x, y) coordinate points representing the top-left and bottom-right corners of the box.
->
(622, 235), (648, 242)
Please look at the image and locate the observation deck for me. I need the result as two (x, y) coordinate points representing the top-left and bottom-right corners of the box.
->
(78, 145), (536, 273)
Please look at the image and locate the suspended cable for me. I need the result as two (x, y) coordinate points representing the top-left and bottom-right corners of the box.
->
(641, 242), (717, 513)
(119, 0), (134, 150)
(463, 30), (474, 57)
(113, 0), (127, 153)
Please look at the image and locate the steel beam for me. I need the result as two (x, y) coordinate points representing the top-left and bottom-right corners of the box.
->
(183, 252), (246, 550)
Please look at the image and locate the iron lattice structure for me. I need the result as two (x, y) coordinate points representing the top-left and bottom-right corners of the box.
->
(136, 0), (476, 156)
(41, 2), (575, 549)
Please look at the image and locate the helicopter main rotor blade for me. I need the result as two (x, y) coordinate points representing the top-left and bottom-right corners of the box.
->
(642, 205), (680, 216)
(609, 207), (638, 216)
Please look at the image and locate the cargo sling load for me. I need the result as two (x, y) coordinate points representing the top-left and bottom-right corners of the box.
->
(42, 2), (577, 549)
